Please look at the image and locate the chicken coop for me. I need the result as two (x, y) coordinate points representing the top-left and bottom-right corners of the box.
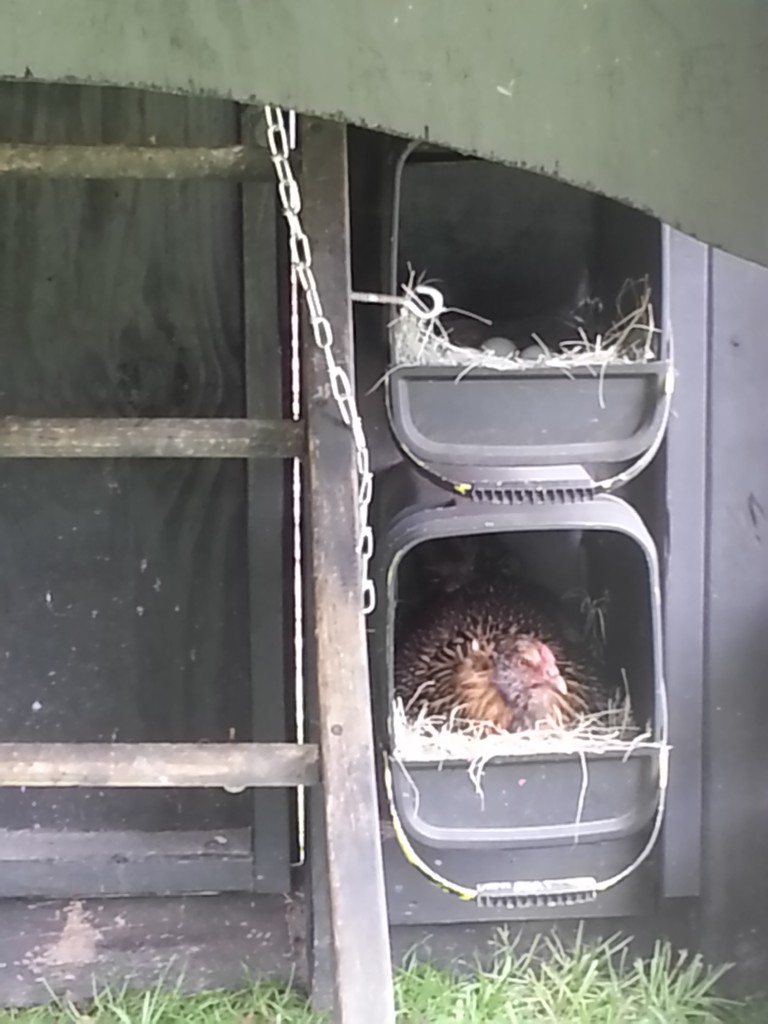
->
(0, 3), (767, 1023)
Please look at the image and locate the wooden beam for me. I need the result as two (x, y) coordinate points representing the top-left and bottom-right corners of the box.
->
(0, 417), (303, 458)
(0, 143), (272, 180)
(0, 828), (257, 899)
(0, 743), (319, 788)
(301, 117), (395, 1024)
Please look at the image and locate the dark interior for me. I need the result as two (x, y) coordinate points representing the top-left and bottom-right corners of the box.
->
(393, 528), (657, 734)
(395, 150), (662, 347)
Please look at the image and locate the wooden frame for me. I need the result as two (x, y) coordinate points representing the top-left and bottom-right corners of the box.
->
(0, 101), (303, 905)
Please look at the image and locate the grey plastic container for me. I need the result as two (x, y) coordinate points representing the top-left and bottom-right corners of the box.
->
(386, 361), (669, 488)
(373, 491), (664, 854)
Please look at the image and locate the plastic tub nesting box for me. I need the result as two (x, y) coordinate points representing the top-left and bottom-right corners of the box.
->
(383, 143), (670, 495)
(371, 466), (667, 922)
(372, 147), (672, 923)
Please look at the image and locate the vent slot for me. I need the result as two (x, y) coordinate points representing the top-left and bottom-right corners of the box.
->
(470, 484), (596, 505)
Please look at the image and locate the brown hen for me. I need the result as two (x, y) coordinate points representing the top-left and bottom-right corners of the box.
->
(394, 577), (610, 733)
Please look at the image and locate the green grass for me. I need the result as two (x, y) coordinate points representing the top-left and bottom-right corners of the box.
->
(394, 931), (738, 1024)
(0, 931), (761, 1024)
(0, 983), (321, 1024)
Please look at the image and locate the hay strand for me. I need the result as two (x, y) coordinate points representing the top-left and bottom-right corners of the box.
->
(391, 690), (660, 766)
(390, 270), (659, 375)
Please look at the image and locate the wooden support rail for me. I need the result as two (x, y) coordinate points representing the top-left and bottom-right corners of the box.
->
(0, 417), (304, 458)
(0, 143), (272, 180)
(0, 743), (319, 788)
(301, 117), (396, 1024)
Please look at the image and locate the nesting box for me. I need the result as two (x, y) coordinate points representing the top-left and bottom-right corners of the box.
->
(372, 462), (667, 923)
(384, 148), (670, 497)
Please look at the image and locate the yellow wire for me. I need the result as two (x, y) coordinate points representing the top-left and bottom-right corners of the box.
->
(383, 735), (669, 904)
(383, 752), (476, 900)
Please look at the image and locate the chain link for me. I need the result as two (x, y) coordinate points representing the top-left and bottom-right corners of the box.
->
(265, 105), (376, 615)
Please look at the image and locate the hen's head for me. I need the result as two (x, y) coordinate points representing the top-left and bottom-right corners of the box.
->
(452, 633), (582, 731)
(492, 635), (571, 725)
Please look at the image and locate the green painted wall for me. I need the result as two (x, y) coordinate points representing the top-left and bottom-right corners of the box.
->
(0, 0), (766, 267)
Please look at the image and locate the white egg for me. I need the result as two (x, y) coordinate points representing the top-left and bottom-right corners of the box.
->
(480, 336), (518, 358)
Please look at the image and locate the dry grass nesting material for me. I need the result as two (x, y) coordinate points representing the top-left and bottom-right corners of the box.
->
(391, 597), (665, 791)
(390, 271), (659, 376)
(391, 693), (665, 810)
(391, 691), (657, 767)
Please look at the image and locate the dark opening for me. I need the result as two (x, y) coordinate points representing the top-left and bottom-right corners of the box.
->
(395, 152), (662, 344)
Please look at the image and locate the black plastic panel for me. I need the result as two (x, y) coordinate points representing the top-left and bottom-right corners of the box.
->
(659, 227), (708, 899)
(698, 242), (768, 992)
(383, 827), (659, 927)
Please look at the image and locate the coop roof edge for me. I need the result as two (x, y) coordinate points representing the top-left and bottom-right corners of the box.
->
(1, 1), (766, 268)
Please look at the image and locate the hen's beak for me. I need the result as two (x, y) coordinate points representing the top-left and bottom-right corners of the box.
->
(552, 672), (568, 695)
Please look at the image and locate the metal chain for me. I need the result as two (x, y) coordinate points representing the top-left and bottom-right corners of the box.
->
(264, 105), (376, 614)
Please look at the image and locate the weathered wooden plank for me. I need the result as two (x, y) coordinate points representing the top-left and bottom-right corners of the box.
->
(0, 81), (257, 888)
(0, 742), (319, 787)
(0, 83), (238, 851)
(0, 827), (256, 897)
(0, 826), (253, 858)
(300, 117), (395, 1024)
(0, 892), (302, 1007)
(0, 416), (303, 458)
(0, 143), (271, 179)
(242, 106), (294, 894)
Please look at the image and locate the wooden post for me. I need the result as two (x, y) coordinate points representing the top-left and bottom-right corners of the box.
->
(300, 118), (395, 1024)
